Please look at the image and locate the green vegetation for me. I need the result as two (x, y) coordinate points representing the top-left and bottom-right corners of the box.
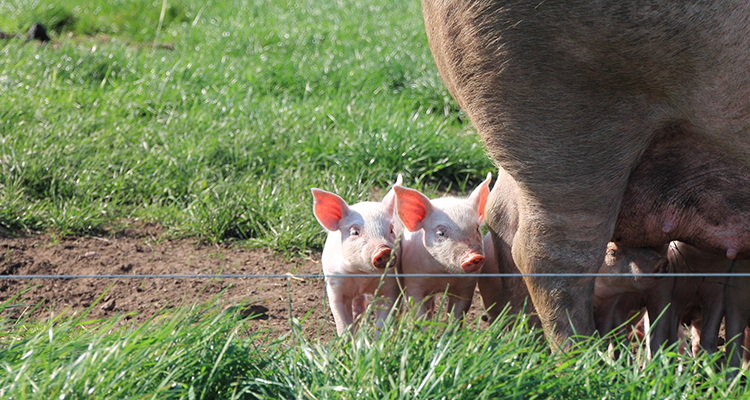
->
(5, 1), (743, 398)
(0, 0), (491, 250)
(1, 297), (746, 400)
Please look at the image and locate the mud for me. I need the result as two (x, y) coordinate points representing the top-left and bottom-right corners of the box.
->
(0, 221), (488, 339)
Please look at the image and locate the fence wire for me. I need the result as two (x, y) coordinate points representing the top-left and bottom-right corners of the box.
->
(3, 234), (748, 279)
(3, 272), (750, 279)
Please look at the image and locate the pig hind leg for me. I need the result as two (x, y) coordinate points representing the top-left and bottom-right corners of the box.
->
(643, 276), (675, 356)
(447, 280), (478, 321)
(372, 280), (401, 332)
(403, 280), (436, 319)
(697, 300), (724, 357)
(327, 284), (355, 335)
(724, 301), (750, 369)
(724, 275), (750, 369)
(352, 294), (367, 321)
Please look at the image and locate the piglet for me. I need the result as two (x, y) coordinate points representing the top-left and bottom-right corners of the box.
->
(664, 241), (750, 370)
(725, 259), (750, 370)
(311, 175), (402, 335)
(593, 242), (669, 340)
(394, 173), (491, 319)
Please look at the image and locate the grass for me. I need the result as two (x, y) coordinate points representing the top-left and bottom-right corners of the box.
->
(1, 297), (748, 400)
(0, 293), (287, 399)
(0, 0), (492, 251)
(4, 1), (744, 398)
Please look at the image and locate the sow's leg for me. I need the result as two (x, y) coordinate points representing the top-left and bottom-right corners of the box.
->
(481, 168), (537, 323)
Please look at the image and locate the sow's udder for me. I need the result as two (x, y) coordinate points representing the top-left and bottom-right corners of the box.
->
(613, 126), (750, 259)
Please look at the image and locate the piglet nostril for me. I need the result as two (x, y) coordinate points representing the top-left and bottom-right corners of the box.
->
(461, 254), (484, 273)
(372, 248), (392, 269)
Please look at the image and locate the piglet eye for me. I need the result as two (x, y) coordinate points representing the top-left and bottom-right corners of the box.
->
(436, 229), (445, 237)
(349, 227), (360, 236)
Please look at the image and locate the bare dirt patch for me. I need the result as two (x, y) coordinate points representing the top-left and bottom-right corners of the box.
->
(0, 222), (488, 339)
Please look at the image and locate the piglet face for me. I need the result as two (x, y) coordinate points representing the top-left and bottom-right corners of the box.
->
(597, 242), (666, 294)
(421, 202), (485, 274)
(395, 173), (491, 274)
(342, 203), (397, 272)
(312, 188), (397, 273)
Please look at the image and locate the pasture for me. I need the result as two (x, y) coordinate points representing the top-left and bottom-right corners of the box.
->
(0, 0), (748, 398)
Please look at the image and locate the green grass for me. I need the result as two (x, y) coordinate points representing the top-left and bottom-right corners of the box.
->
(6, 1), (742, 398)
(0, 0), (492, 250)
(1, 297), (748, 400)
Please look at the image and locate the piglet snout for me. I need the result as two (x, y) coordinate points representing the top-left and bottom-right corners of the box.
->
(372, 246), (393, 269)
(461, 253), (484, 273)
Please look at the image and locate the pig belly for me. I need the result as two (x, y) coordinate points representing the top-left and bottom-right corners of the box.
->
(613, 125), (750, 259)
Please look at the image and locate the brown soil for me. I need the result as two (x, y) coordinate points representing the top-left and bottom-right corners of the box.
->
(0, 221), (488, 339)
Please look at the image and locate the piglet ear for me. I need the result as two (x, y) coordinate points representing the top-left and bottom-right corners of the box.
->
(394, 185), (432, 232)
(394, 173), (403, 186)
(311, 188), (350, 232)
(381, 174), (403, 215)
(468, 172), (492, 224)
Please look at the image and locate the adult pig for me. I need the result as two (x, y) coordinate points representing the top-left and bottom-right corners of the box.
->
(394, 173), (491, 319)
(422, 0), (750, 347)
(477, 168), (536, 325)
(311, 176), (402, 335)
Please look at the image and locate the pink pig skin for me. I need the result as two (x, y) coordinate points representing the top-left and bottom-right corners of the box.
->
(394, 173), (491, 319)
(311, 175), (402, 336)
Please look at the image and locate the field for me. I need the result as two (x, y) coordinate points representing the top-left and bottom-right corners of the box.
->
(0, 0), (748, 398)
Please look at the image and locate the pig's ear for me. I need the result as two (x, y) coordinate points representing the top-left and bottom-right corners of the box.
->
(394, 185), (432, 232)
(394, 174), (403, 186)
(468, 172), (492, 224)
(311, 188), (350, 232)
(380, 174), (404, 215)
